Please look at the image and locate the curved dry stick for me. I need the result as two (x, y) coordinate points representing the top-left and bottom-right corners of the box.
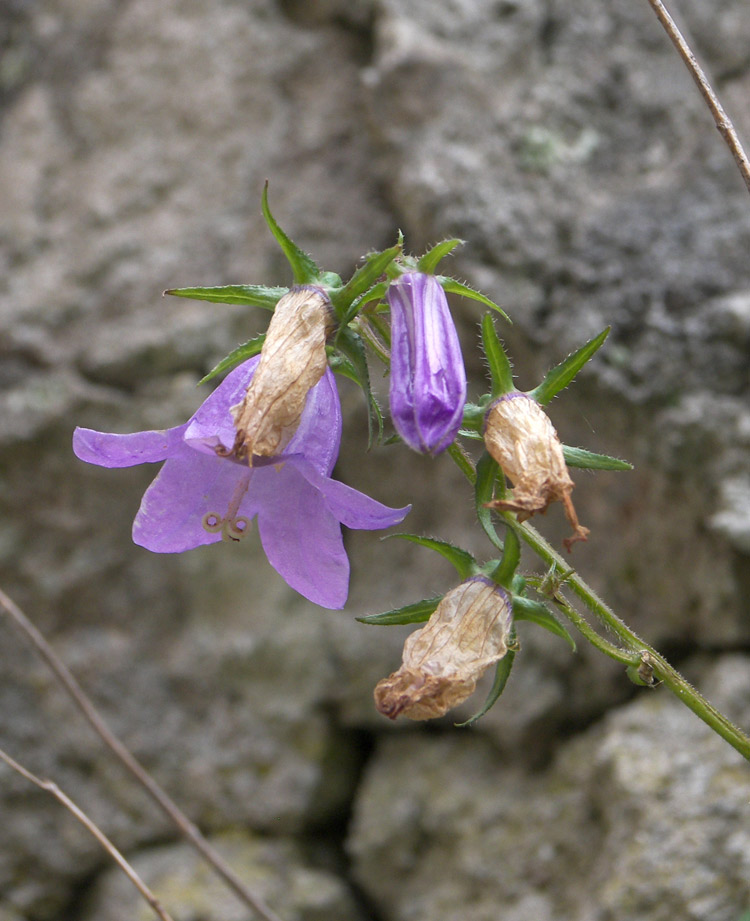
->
(644, 0), (750, 194)
(0, 747), (175, 921)
(0, 586), (285, 921)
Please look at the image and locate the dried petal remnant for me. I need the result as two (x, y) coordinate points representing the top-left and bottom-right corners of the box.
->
(483, 393), (589, 550)
(232, 285), (335, 462)
(374, 577), (512, 721)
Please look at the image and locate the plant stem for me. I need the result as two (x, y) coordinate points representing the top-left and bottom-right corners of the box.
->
(0, 586), (285, 921)
(0, 747), (175, 921)
(644, 0), (750, 194)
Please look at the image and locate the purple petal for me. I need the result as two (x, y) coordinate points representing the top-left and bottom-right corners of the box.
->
(289, 457), (410, 530)
(184, 356), (261, 455)
(255, 463), (349, 609)
(133, 443), (255, 553)
(387, 273), (467, 455)
(73, 425), (184, 468)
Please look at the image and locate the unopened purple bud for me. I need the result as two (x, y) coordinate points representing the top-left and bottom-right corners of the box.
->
(387, 273), (467, 455)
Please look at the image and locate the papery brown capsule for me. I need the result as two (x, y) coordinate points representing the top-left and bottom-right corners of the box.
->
(483, 392), (589, 550)
(374, 576), (513, 721)
(231, 285), (335, 463)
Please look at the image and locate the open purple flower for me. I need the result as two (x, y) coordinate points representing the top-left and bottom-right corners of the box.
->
(387, 272), (467, 456)
(73, 357), (409, 609)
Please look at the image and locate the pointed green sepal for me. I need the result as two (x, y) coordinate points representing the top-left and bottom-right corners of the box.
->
(357, 596), (441, 626)
(456, 642), (517, 727)
(334, 326), (383, 446)
(438, 276), (510, 322)
(416, 238), (465, 274)
(481, 313), (515, 397)
(384, 534), (477, 580)
(489, 526), (520, 588)
(198, 333), (266, 385)
(475, 451), (505, 552)
(512, 596), (576, 651)
(333, 244), (402, 324)
(164, 284), (288, 310)
(529, 327), (610, 406)
(562, 445), (633, 471)
(261, 182), (321, 284)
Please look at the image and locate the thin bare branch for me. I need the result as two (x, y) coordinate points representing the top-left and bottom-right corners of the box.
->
(644, 0), (750, 194)
(0, 586), (284, 921)
(0, 747), (175, 921)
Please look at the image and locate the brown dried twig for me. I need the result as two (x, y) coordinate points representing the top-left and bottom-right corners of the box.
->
(644, 0), (750, 194)
(0, 586), (284, 921)
(0, 747), (175, 921)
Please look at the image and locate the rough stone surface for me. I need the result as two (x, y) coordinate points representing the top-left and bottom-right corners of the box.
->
(2, 0), (750, 918)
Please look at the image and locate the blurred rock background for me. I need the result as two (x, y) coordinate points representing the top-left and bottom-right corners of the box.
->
(1, 0), (750, 918)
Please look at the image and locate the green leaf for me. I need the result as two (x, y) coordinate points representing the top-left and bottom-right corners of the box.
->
(335, 327), (382, 446)
(481, 313), (514, 396)
(417, 238), (465, 274)
(165, 284), (287, 309)
(261, 181), (321, 284)
(529, 327), (610, 406)
(385, 534), (477, 579)
(513, 596), (576, 651)
(563, 445), (633, 471)
(489, 526), (520, 588)
(198, 333), (266, 385)
(350, 281), (388, 314)
(334, 244), (402, 324)
(456, 643), (516, 727)
(438, 277), (510, 322)
(475, 451), (505, 552)
(357, 596), (441, 626)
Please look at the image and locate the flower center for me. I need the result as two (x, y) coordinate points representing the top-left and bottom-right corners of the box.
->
(202, 469), (253, 542)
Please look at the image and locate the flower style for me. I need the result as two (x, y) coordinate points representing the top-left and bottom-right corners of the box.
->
(483, 391), (589, 550)
(387, 273), (467, 455)
(73, 357), (409, 608)
(374, 576), (513, 720)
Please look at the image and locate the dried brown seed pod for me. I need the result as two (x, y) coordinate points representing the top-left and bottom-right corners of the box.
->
(374, 576), (513, 721)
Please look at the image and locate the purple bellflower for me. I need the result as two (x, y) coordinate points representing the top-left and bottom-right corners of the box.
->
(387, 272), (467, 455)
(73, 356), (410, 609)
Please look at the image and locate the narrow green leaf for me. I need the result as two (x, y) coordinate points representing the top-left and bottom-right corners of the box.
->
(489, 526), (520, 588)
(334, 244), (402, 323)
(456, 644), (516, 727)
(438, 277), (511, 322)
(417, 238), (465, 274)
(530, 327), (610, 406)
(350, 281), (388, 314)
(198, 333), (266, 385)
(475, 452), (505, 552)
(481, 313), (514, 396)
(335, 327), (382, 446)
(165, 285), (287, 309)
(563, 445), (633, 471)
(261, 182), (320, 284)
(385, 534), (477, 579)
(357, 596), (441, 626)
(513, 596), (576, 651)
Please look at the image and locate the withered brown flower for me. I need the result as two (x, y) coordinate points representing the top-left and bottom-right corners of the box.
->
(231, 285), (335, 463)
(483, 392), (589, 550)
(374, 576), (513, 721)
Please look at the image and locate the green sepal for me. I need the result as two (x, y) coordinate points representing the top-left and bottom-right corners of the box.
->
(261, 182), (321, 284)
(513, 596), (576, 651)
(350, 281), (388, 314)
(489, 526), (520, 588)
(416, 238), (465, 274)
(357, 596), (441, 626)
(529, 327), (610, 406)
(384, 534), (477, 580)
(475, 451), (505, 552)
(456, 641), (517, 727)
(563, 445), (633, 471)
(198, 333), (266, 385)
(481, 313), (515, 397)
(164, 284), (288, 310)
(334, 326), (383, 446)
(438, 276), (510, 322)
(334, 244), (402, 325)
